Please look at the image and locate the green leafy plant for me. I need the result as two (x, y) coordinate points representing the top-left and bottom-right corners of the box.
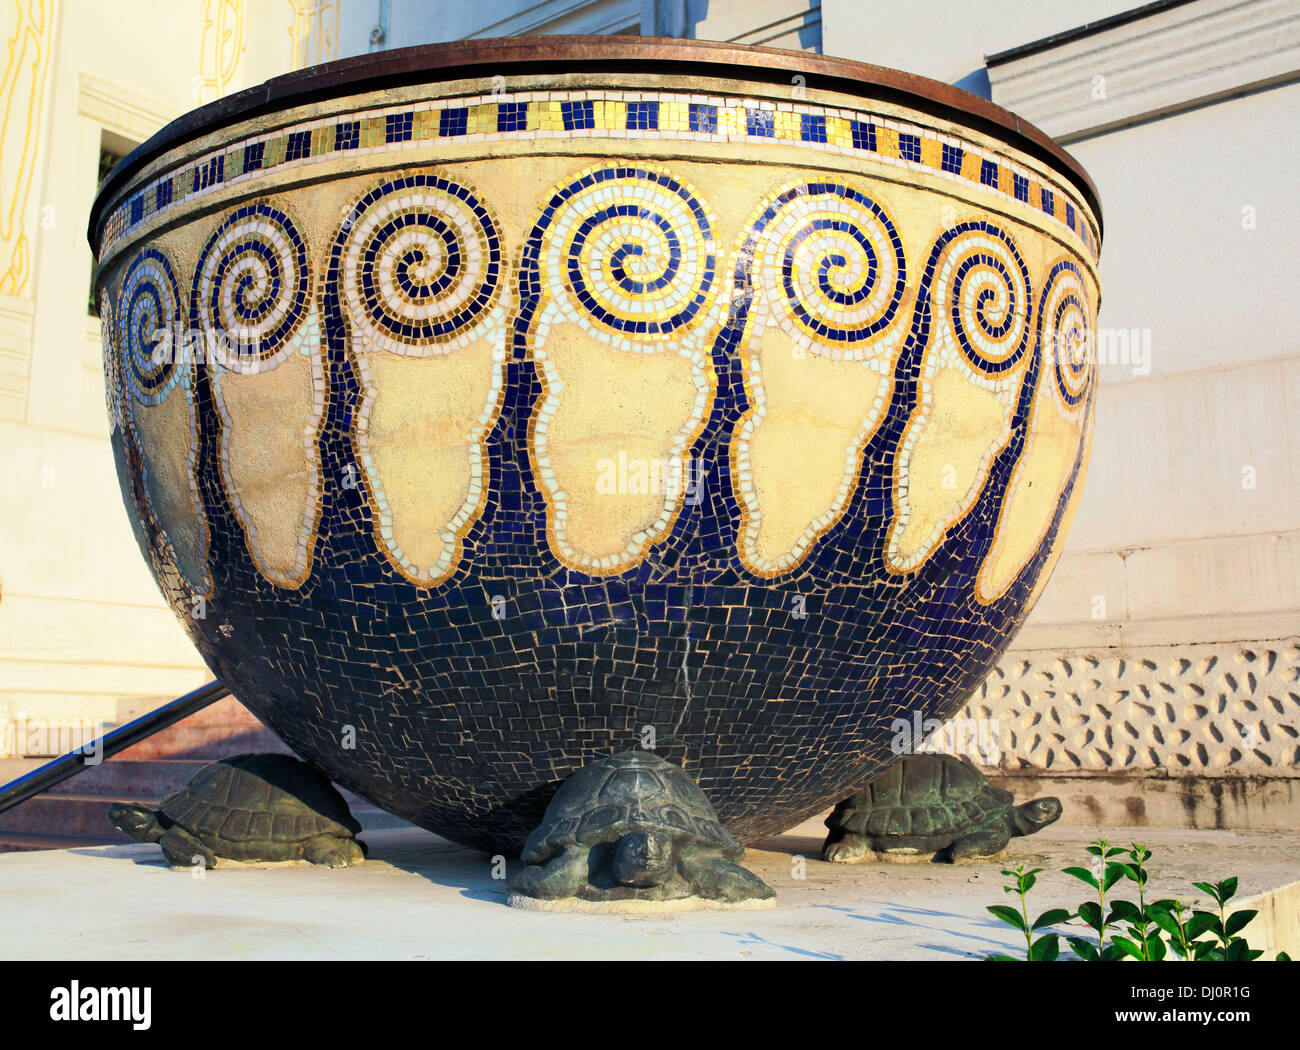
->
(986, 864), (1070, 961)
(984, 839), (1285, 962)
(1061, 839), (1127, 961)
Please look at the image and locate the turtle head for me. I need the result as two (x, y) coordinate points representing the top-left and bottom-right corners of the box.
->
(1012, 797), (1062, 837)
(612, 830), (676, 887)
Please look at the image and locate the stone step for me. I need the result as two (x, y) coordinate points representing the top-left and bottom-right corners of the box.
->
(0, 693), (411, 853)
(0, 757), (45, 782)
(0, 830), (119, 852)
(0, 794), (407, 853)
(0, 784), (405, 847)
(111, 725), (289, 761)
(4, 753), (378, 810)
(44, 759), (204, 797)
(0, 793), (144, 840)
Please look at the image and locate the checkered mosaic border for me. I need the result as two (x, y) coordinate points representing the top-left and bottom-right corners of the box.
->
(99, 89), (1100, 264)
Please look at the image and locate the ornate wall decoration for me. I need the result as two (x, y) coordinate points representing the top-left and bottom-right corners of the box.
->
(958, 641), (1300, 777)
(287, 0), (338, 72)
(197, 0), (246, 104)
(0, 0), (52, 297)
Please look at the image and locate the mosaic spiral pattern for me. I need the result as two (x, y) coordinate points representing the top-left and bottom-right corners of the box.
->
(538, 166), (718, 339)
(746, 182), (906, 355)
(931, 224), (1032, 374)
(117, 248), (185, 405)
(1039, 260), (1094, 409)
(340, 174), (503, 354)
(193, 203), (310, 373)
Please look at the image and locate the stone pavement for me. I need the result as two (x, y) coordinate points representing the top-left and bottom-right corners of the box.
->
(1, 821), (1295, 960)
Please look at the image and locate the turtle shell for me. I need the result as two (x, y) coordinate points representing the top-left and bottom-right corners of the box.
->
(522, 751), (741, 864)
(159, 753), (361, 844)
(830, 754), (1013, 840)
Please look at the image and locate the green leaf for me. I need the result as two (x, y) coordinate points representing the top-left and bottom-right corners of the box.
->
(988, 904), (1027, 932)
(1109, 899), (1140, 923)
(1277, 951), (1292, 962)
(1066, 936), (1099, 961)
(1148, 908), (1181, 939)
(1218, 877), (1239, 902)
(1112, 935), (1146, 961)
(1103, 864), (1128, 892)
(1147, 935), (1167, 962)
(1063, 866), (1099, 890)
(1114, 863), (1140, 885)
(1101, 943), (1128, 962)
(1192, 880), (1222, 903)
(985, 954), (1021, 962)
(1085, 844), (1103, 858)
(1030, 933), (1060, 962)
(1076, 901), (1103, 931)
(1226, 910), (1258, 936)
(1185, 911), (1220, 941)
(1105, 847), (1126, 858)
(1033, 908), (1071, 930)
(1194, 942), (1224, 962)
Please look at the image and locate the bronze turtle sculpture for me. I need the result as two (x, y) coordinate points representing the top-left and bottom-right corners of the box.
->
(510, 750), (774, 903)
(108, 753), (366, 869)
(822, 753), (1062, 863)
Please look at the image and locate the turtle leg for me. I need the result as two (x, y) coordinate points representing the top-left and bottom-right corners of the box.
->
(303, 835), (365, 867)
(510, 844), (589, 900)
(822, 832), (872, 863)
(943, 827), (1009, 863)
(158, 827), (217, 871)
(681, 847), (775, 903)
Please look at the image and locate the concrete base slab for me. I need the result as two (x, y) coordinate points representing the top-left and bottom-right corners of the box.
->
(505, 892), (777, 914)
(0, 821), (1295, 960)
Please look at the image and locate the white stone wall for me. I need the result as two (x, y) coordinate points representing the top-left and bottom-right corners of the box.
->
(824, 0), (1300, 795)
(0, 1), (340, 725)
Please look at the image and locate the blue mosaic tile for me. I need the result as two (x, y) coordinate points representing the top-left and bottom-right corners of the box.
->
(689, 103), (717, 133)
(800, 114), (827, 142)
(497, 101), (528, 132)
(335, 120), (359, 151)
(561, 99), (594, 130)
(746, 108), (775, 138)
(386, 112), (414, 142)
(626, 101), (658, 130)
(440, 107), (468, 137)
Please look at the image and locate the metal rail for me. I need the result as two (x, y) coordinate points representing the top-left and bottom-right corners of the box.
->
(0, 680), (230, 814)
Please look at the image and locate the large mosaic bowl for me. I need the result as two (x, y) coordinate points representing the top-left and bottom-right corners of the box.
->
(88, 38), (1101, 854)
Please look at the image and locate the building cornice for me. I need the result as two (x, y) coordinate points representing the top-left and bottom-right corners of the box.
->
(987, 0), (1300, 142)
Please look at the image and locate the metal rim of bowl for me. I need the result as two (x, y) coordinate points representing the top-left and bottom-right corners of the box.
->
(86, 34), (1103, 254)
